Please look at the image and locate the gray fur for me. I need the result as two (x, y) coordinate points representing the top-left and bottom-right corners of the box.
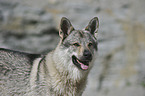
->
(0, 17), (99, 96)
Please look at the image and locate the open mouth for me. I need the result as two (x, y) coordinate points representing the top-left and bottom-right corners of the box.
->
(72, 55), (90, 70)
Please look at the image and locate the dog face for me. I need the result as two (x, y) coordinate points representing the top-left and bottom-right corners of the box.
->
(58, 17), (99, 72)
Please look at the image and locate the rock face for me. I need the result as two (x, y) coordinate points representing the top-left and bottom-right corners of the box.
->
(0, 0), (145, 96)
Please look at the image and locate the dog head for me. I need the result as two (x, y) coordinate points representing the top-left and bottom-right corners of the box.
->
(54, 17), (99, 77)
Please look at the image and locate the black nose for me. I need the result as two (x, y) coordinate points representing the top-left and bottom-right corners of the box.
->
(83, 50), (92, 60)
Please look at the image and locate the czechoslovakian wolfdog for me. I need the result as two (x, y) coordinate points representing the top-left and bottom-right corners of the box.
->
(0, 17), (99, 96)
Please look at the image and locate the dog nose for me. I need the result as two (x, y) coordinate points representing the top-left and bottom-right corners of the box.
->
(83, 50), (92, 60)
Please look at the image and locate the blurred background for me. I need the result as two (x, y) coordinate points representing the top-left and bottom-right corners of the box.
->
(0, 0), (145, 96)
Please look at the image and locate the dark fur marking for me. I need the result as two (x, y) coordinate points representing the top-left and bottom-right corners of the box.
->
(63, 41), (71, 48)
(94, 42), (98, 51)
(36, 56), (46, 82)
(27, 54), (42, 65)
(78, 31), (84, 38)
(91, 40), (98, 51)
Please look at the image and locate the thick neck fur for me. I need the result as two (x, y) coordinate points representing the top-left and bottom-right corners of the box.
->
(43, 44), (89, 96)
(31, 41), (94, 95)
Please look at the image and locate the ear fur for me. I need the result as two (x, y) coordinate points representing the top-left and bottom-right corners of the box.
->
(85, 17), (99, 38)
(59, 17), (74, 41)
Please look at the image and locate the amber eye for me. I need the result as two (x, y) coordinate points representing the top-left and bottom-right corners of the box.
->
(88, 42), (93, 47)
(73, 43), (80, 47)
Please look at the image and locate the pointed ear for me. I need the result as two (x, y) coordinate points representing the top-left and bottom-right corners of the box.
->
(59, 17), (74, 40)
(85, 17), (99, 38)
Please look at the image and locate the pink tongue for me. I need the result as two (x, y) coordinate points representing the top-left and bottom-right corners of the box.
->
(77, 59), (88, 70)
(80, 63), (89, 70)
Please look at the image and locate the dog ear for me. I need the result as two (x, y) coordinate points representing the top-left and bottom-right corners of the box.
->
(59, 17), (74, 40)
(85, 17), (99, 38)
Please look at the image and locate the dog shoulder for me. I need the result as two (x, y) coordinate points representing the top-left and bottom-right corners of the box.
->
(0, 48), (42, 74)
(0, 48), (42, 61)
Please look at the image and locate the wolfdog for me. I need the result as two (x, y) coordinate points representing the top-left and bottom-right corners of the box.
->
(0, 17), (99, 96)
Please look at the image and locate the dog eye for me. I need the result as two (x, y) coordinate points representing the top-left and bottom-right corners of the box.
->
(73, 43), (80, 47)
(88, 42), (93, 47)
